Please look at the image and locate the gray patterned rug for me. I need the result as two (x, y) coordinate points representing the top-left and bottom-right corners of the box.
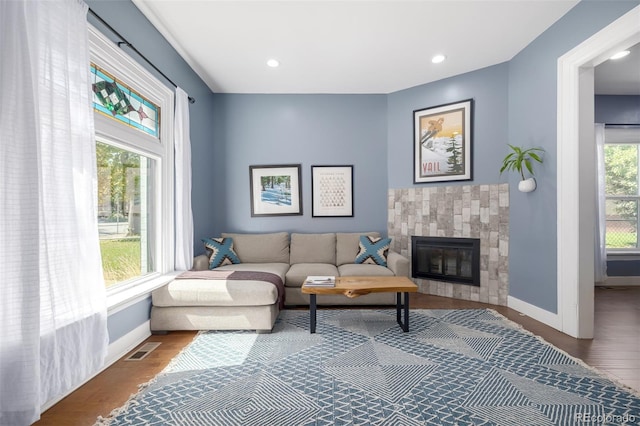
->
(97, 309), (640, 425)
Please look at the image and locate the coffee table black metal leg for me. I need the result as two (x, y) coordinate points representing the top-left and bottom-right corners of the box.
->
(310, 294), (317, 333)
(404, 292), (409, 331)
(396, 292), (410, 332)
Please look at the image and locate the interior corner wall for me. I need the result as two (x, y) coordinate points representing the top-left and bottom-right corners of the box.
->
(86, 0), (216, 341)
(507, 1), (639, 313)
(209, 93), (388, 250)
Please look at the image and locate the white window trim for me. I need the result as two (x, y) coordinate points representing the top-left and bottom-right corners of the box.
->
(89, 24), (175, 309)
(604, 126), (640, 254)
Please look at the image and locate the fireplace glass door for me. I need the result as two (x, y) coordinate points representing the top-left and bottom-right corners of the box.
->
(411, 236), (480, 286)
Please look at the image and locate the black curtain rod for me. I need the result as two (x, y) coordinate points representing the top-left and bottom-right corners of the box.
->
(88, 8), (196, 104)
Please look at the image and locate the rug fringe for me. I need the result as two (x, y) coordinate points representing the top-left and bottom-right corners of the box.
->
(486, 308), (640, 398)
(92, 331), (203, 425)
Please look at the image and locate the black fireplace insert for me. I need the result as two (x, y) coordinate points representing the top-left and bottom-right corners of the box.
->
(411, 236), (480, 287)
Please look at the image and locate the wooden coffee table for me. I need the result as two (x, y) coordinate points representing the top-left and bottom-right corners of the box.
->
(301, 276), (418, 333)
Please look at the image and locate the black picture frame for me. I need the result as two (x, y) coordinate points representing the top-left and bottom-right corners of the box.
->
(413, 99), (473, 184)
(249, 164), (303, 217)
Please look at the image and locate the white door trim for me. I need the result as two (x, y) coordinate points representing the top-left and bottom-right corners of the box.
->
(557, 5), (640, 338)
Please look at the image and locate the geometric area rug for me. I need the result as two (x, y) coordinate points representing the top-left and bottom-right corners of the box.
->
(96, 309), (640, 425)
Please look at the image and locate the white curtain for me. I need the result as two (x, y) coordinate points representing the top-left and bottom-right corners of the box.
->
(174, 87), (194, 270)
(0, 1), (108, 424)
(595, 123), (608, 283)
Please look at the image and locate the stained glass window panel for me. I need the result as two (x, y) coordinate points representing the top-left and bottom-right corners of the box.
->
(91, 64), (160, 138)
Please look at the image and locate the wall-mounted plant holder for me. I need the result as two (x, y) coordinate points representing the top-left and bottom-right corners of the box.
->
(518, 177), (537, 193)
(500, 144), (544, 193)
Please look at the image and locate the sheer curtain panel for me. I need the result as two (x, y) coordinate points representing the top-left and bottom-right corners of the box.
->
(595, 123), (608, 283)
(174, 87), (194, 271)
(0, 1), (108, 424)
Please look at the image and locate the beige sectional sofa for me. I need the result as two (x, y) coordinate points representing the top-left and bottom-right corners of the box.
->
(150, 232), (410, 333)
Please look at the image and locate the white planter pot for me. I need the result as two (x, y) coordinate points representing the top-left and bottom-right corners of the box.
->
(518, 178), (537, 193)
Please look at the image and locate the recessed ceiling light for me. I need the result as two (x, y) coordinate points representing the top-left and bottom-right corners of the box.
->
(610, 50), (630, 60)
(431, 54), (446, 64)
(266, 59), (280, 68)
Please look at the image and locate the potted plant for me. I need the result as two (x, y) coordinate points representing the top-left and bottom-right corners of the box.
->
(500, 144), (544, 192)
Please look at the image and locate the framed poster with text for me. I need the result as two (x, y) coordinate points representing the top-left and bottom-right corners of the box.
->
(414, 99), (473, 183)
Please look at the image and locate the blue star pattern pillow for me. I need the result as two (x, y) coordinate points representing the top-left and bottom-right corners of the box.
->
(355, 235), (391, 267)
(202, 237), (241, 269)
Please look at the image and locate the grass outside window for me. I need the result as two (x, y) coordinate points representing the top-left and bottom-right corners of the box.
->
(100, 238), (141, 287)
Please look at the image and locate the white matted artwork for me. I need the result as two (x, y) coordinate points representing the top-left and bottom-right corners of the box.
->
(311, 165), (353, 217)
(249, 164), (302, 216)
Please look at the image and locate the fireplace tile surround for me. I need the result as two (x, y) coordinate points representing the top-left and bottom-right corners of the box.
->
(388, 184), (509, 305)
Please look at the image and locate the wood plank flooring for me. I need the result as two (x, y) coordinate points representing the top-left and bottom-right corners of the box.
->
(35, 286), (640, 426)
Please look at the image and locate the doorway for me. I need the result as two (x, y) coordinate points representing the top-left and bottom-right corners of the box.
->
(557, 5), (640, 338)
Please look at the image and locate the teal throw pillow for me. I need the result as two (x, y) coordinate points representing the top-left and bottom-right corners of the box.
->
(202, 237), (241, 269)
(355, 235), (391, 266)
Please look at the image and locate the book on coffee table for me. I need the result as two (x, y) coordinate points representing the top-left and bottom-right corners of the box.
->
(304, 276), (336, 287)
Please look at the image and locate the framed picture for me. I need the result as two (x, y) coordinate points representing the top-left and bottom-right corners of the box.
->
(311, 165), (354, 217)
(413, 99), (473, 184)
(249, 164), (302, 217)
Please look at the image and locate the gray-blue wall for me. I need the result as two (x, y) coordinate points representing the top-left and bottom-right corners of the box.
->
(86, 0), (217, 342)
(207, 94), (388, 254)
(505, 1), (638, 313)
(387, 63), (509, 188)
(595, 95), (640, 124)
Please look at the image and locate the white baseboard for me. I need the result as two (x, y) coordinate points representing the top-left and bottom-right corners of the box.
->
(507, 295), (562, 331)
(105, 320), (152, 367)
(42, 321), (151, 413)
(599, 276), (640, 286)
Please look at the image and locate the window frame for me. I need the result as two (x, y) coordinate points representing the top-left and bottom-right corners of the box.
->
(89, 25), (175, 306)
(604, 126), (640, 255)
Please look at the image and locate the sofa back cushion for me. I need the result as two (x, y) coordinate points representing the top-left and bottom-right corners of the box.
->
(290, 233), (336, 264)
(336, 232), (380, 266)
(221, 232), (290, 263)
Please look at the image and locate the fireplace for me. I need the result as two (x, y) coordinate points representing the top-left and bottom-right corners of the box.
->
(411, 236), (480, 287)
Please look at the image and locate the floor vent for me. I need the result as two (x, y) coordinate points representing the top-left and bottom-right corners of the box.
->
(124, 342), (161, 361)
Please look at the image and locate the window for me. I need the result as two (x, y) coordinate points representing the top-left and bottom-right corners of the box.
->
(89, 25), (174, 293)
(96, 141), (154, 286)
(605, 127), (640, 252)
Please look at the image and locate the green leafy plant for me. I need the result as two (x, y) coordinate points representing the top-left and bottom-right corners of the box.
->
(500, 144), (544, 180)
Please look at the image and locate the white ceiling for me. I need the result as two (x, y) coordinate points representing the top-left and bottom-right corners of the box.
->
(132, 0), (638, 96)
(594, 42), (640, 95)
(133, 0), (583, 94)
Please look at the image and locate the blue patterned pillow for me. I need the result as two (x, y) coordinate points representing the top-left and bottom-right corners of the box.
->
(355, 235), (391, 266)
(202, 237), (241, 269)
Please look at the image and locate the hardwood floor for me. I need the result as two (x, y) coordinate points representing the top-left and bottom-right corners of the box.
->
(35, 286), (640, 425)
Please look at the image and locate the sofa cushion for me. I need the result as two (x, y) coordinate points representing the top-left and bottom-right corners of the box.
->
(355, 236), (391, 266)
(286, 263), (339, 287)
(338, 263), (395, 277)
(221, 232), (289, 263)
(289, 233), (336, 265)
(202, 237), (241, 268)
(336, 232), (380, 266)
(152, 279), (278, 307)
